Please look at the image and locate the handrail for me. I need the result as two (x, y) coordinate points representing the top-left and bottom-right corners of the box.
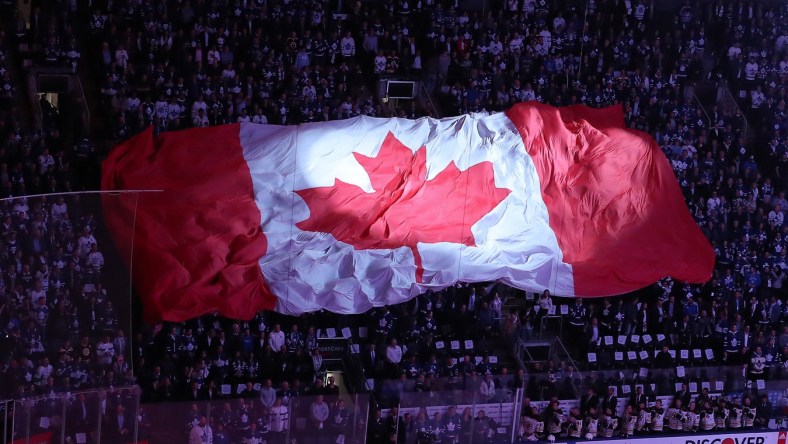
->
(691, 83), (713, 129)
(0, 399), (11, 444)
(344, 339), (368, 394)
(419, 80), (441, 118)
(27, 70), (43, 130)
(718, 85), (749, 140)
(552, 336), (583, 397)
(510, 387), (524, 443)
(8, 386), (140, 444)
(75, 73), (91, 135)
(514, 337), (533, 369)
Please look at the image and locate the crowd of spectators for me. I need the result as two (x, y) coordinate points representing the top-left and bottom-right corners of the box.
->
(76, 0), (437, 139)
(0, 192), (128, 400)
(0, 0), (785, 442)
(528, 289), (788, 377)
(373, 390), (776, 443)
(0, 1), (128, 407)
(514, 391), (775, 442)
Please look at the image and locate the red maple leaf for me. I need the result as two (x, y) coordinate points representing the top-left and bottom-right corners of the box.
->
(296, 131), (511, 282)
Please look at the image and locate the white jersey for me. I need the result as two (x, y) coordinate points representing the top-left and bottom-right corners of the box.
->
(549, 414), (565, 434)
(666, 407), (683, 430)
(700, 412), (716, 430)
(603, 417), (618, 438)
(636, 410), (650, 431)
(743, 407), (756, 427)
(519, 416), (540, 438)
(728, 407), (742, 428)
(623, 414), (636, 435)
(583, 417), (598, 436)
(650, 409), (665, 432)
(568, 416), (582, 437)
(683, 411), (698, 432)
(715, 408), (729, 429)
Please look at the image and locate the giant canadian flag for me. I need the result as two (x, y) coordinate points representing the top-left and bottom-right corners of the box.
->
(102, 102), (714, 322)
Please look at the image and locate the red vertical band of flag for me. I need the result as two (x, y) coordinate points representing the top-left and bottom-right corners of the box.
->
(12, 432), (52, 444)
(102, 125), (275, 322)
(506, 102), (715, 296)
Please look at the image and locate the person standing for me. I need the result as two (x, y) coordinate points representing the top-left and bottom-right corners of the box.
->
(189, 416), (210, 444)
(385, 338), (403, 378)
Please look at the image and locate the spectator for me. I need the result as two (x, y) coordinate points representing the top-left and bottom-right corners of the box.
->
(310, 394), (330, 430)
(259, 379), (276, 409)
(479, 373), (496, 402)
(385, 338), (403, 377)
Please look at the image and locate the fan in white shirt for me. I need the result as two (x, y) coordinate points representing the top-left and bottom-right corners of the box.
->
(268, 324), (286, 352)
(13, 200), (29, 220)
(192, 98), (208, 118)
(207, 48), (221, 66)
(489, 39), (503, 56)
(97, 338), (115, 365)
(35, 359), (54, 384)
(88, 246), (105, 269)
(168, 101), (183, 120)
(221, 65), (236, 80)
(126, 95), (141, 112)
(38, 150), (55, 175)
(237, 110), (251, 123)
(78, 231), (97, 256)
(479, 374), (496, 401)
(193, 109), (210, 127)
(269, 398), (288, 432)
(252, 112), (268, 124)
(51, 198), (68, 220)
(385, 339), (403, 364)
(155, 99), (169, 119)
(744, 61), (759, 81)
(374, 52), (387, 73)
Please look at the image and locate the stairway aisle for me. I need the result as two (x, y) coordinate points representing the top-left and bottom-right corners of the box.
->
(76, 59), (110, 143)
(1, 2), (36, 130)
